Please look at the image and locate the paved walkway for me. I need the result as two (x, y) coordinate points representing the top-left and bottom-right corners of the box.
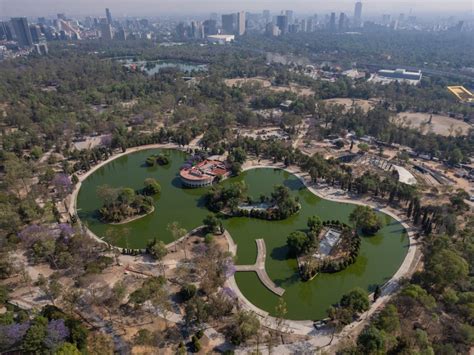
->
(235, 239), (285, 296)
(68, 147), (422, 351)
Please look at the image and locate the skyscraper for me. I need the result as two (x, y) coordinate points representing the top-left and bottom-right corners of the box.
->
(203, 19), (217, 36)
(10, 17), (33, 47)
(100, 22), (113, 40)
(29, 24), (42, 43)
(265, 22), (280, 36)
(115, 28), (127, 41)
(191, 21), (204, 39)
(338, 13), (347, 31)
(354, 2), (363, 28)
(285, 10), (294, 25)
(0, 21), (13, 41)
(106, 8), (113, 25)
(222, 13), (237, 35)
(329, 12), (337, 32)
(276, 15), (288, 35)
(306, 18), (313, 32)
(263, 10), (271, 24)
(237, 11), (246, 36)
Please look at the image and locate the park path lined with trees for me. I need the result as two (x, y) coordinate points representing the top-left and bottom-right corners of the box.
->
(64, 138), (425, 352)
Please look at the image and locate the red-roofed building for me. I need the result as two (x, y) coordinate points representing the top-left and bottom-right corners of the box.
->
(179, 160), (230, 188)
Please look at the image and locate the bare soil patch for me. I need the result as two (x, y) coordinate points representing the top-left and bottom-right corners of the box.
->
(224, 77), (271, 88)
(225, 77), (315, 96)
(323, 98), (377, 113)
(393, 112), (471, 136)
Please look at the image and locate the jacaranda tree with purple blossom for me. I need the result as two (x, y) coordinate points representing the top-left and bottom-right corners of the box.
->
(18, 224), (50, 247)
(44, 319), (69, 350)
(52, 174), (72, 200)
(0, 322), (30, 351)
(58, 223), (74, 238)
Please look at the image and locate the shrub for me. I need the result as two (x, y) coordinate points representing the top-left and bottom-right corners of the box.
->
(180, 284), (197, 302)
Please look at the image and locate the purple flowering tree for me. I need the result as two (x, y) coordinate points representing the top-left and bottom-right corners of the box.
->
(222, 257), (236, 279)
(100, 134), (112, 147)
(58, 223), (74, 238)
(221, 286), (237, 300)
(52, 174), (72, 199)
(18, 224), (50, 247)
(0, 322), (30, 350)
(44, 319), (69, 349)
(194, 243), (208, 255)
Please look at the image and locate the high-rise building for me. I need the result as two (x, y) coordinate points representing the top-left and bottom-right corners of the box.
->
(263, 10), (271, 23)
(237, 11), (246, 35)
(29, 24), (42, 43)
(276, 15), (288, 34)
(175, 23), (188, 39)
(203, 19), (217, 36)
(222, 13), (237, 35)
(338, 13), (347, 31)
(115, 28), (127, 41)
(100, 22), (113, 40)
(0, 21), (13, 41)
(10, 17), (34, 47)
(191, 21), (204, 39)
(329, 12), (337, 32)
(300, 19), (306, 32)
(106, 8), (113, 25)
(354, 2), (363, 27)
(34, 42), (48, 55)
(288, 23), (298, 33)
(285, 10), (294, 25)
(57, 13), (67, 21)
(265, 22), (280, 36)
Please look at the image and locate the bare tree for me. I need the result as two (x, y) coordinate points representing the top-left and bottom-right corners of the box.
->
(167, 222), (188, 259)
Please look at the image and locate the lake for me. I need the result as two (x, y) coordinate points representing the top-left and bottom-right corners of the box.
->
(77, 148), (409, 320)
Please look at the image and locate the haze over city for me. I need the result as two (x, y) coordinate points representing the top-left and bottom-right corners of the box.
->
(1, 0), (473, 17)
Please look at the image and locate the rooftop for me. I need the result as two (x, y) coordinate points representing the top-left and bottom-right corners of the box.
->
(392, 165), (417, 186)
(179, 159), (229, 182)
(447, 86), (474, 103)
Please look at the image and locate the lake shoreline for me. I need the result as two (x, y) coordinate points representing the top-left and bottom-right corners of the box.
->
(71, 145), (419, 326)
(108, 205), (155, 225)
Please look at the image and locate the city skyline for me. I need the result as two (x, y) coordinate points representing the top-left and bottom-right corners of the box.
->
(1, 0), (472, 18)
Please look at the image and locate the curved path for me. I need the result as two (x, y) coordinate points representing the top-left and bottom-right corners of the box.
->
(69, 146), (421, 349)
(222, 162), (421, 344)
(234, 239), (285, 296)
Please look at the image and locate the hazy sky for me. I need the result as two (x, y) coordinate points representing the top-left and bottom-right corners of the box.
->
(1, 0), (472, 18)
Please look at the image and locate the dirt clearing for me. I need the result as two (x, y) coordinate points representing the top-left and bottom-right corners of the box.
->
(394, 112), (471, 136)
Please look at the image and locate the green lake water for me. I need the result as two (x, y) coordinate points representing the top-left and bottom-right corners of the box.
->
(77, 148), (409, 320)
